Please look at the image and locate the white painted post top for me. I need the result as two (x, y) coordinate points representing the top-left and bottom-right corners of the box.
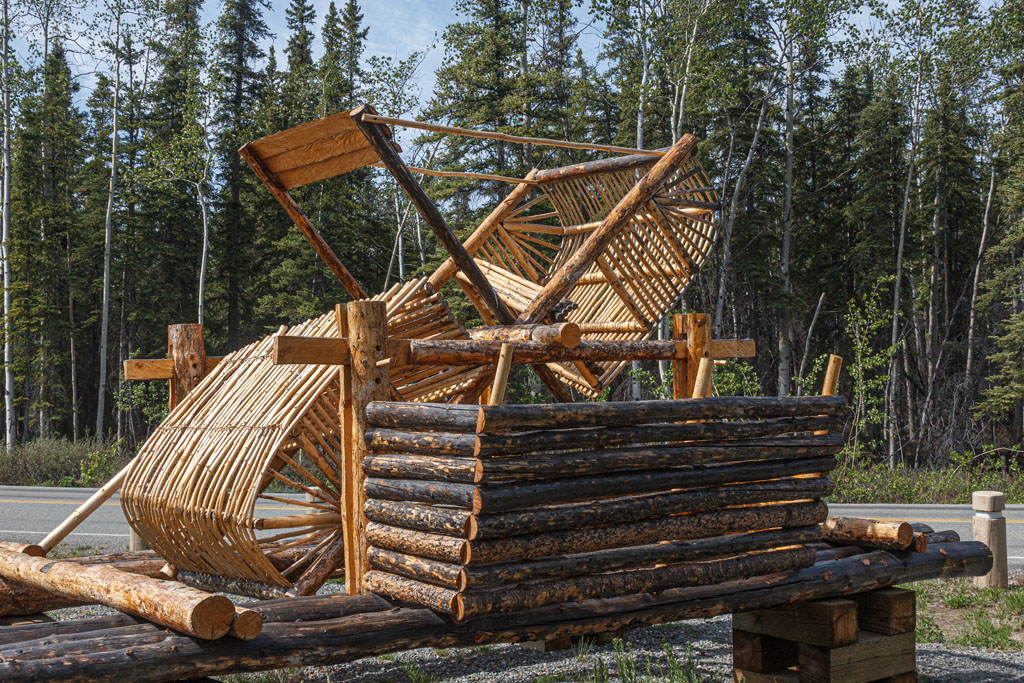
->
(973, 490), (1005, 513)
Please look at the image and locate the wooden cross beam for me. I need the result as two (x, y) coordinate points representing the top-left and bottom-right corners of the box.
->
(122, 324), (222, 411)
(671, 313), (756, 399)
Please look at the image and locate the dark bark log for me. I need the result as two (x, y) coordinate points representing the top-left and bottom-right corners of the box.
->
(365, 402), (479, 433)
(365, 477), (832, 541)
(465, 542), (992, 636)
(363, 499), (476, 539)
(364, 437), (841, 484)
(472, 436), (841, 481)
(454, 546), (816, 619)
(458, 526), (821, 589)
(365, 522), (469, 564)
(363, 454), (479, 483)
(368, 547), (463, 590)
(470, 457), (835, 514)
(365, 456), (834, 514)
(473, 418), (841, 457)
(366, 430), (477, 457)
(467, 501), (828, 564)
(365, 478), (476, 508)
(0, 607), (456, 682)
(924, 530), (960, 544)
(475, 396), (849, 433)
(176, 571), (287, 600)
(363, 571), (458, 614)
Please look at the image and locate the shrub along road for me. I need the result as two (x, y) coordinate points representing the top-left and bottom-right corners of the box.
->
(0, 486), (1021, 563)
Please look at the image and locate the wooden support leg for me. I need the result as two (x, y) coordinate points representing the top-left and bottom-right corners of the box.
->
(671, 313), (688, 400)
(342, 300), (389, 595)
(732, 589), (918, 683)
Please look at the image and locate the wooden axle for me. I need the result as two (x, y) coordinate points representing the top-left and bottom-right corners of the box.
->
(273, 335), (755, 367)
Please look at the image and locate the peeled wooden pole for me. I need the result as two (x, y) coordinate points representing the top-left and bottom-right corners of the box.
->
(822, 517), (913, 551)
(487, 343), (514, 406)
(821, 354), (843, 396)
(39, 465), (131, 552)
(352, 106), (511, 327)
(0, 550), (237, 639)
(691, 356), (713, 399)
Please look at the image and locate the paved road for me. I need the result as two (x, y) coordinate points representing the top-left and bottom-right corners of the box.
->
(0, 485), (304, 552)
(1, 487), (1021, 562)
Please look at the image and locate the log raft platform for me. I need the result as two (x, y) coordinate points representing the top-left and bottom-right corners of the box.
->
(0, 538), (991, 681)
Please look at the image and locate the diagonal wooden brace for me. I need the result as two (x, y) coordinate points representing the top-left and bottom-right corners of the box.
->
(351, 105), (570, 402)
(515, 133), (697, 325)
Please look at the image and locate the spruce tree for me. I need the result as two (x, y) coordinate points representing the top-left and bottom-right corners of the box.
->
(211, 0), (269, 347)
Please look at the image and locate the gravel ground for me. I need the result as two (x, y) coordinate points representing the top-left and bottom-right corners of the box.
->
(47, 589), (1024, 682)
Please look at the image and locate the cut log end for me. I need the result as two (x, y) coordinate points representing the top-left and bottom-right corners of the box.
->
(464, 515), (479, 541)
(189, 595), (237, 640)
(229, 607), (264, 640)
(0, 543), (45, 558)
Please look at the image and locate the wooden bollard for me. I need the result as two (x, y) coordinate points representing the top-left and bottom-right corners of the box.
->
(972, 491), (1008, 588)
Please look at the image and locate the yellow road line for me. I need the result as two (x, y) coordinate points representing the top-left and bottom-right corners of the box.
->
(0, 498), (295, 511)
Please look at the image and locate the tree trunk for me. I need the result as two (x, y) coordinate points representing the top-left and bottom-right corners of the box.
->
(777, 36), (794, 396)
(197, 183), (208, 325)
(713, 77), (775, 336)
(96, 11), (122, 440)
(1, 0), (13, 450)
(965, 153), (997, 387)
(886, 46), (923, 467)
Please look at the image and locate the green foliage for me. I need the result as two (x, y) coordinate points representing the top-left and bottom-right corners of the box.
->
(714, 361), (762, 397)
(831, 453), (1024, 504)
(399, 661), (438, 683)
(575, 639), (712, 683)
(842, 277), (897, 461)
(0, 437), (128, 487)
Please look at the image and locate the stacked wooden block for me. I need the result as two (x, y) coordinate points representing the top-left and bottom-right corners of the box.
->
(733, 588), (918, 682)
(360, 396), (847, 620)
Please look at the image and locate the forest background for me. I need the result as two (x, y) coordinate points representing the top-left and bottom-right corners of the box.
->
(1, 0), (1023, 493)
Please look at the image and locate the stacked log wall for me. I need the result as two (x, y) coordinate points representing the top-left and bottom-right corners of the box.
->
(361, 396), (847, 618)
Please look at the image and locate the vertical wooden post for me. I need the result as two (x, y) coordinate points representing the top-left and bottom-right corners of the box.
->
(488, 344), (514, 406)
(343, 300), (388, 595)
(973, 491), (1008, 589)
(821, 354), (843, 396)
(134, 324), (207, 551)
(671, 314), (687, 400)
(691, 357), (713, 399)
(167, 324), (206, 411)
(685, 313), (710, 398)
